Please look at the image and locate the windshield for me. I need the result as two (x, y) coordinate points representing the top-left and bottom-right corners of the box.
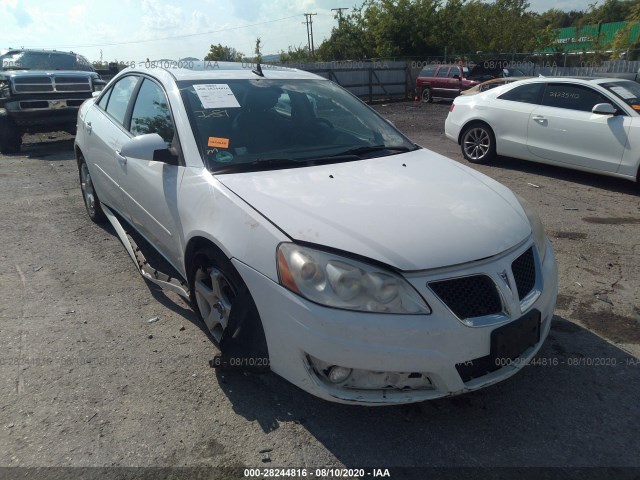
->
(178, 79), (417, 173)
(600, 81), (640, 112)
(0, 51), (94, 71)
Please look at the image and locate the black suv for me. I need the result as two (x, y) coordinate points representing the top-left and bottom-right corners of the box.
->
(0, 49), (106, 153)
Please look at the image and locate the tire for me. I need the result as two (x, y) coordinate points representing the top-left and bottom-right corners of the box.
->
(77, 154), (106, 223)
(421, 87), (432, 103)
(0, 119), (22, 154)
(460, 123), (496, 164)
(189, 246), (269, 364)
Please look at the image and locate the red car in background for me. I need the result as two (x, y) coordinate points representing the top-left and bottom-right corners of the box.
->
(416, 62), (526, 102)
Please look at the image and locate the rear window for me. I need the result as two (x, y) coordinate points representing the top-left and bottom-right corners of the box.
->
(600, 81), (640, 112)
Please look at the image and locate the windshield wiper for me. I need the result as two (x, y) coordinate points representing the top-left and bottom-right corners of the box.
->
(332, 144), (416, 157)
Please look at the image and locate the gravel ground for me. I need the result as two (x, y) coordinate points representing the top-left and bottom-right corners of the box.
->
(0, 104), (639, 479)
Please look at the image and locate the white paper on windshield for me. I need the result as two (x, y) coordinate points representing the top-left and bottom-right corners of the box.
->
(193, 84), (240, 109)
(610, 86), (636, 99)
(2, 58), (17, 68)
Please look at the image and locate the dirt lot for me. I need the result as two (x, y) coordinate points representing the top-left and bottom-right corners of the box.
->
(1, 103), (639, 478)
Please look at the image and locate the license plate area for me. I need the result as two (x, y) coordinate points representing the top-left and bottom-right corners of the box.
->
(491, 309), (541, 362)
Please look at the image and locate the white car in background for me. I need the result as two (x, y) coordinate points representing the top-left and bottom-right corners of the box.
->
(445, 77), (640, 182)
(75, 62), (557, 405)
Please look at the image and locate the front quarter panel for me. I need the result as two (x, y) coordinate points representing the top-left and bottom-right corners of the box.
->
(178, 167), (289, 281)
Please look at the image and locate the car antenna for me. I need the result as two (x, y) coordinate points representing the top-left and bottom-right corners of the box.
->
(252, 62), (264, 77)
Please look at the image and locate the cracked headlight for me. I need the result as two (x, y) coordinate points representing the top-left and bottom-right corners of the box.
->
(277, 243), (430, 314)
(515, 194), (547, 261)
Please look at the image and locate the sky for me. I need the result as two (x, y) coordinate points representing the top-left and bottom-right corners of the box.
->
(1, 0), (598, 63)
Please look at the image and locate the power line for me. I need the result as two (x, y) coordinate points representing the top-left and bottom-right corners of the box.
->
(20, 14), (303, 49)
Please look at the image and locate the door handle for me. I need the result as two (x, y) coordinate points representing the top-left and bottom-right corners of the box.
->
(532, 115), (547, 124)
(115, 150), (127, 165)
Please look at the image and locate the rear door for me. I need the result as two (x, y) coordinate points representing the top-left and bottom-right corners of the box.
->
(83, 75), (140, 212)
(431, 66), (450, 97)
(527, 82), (630, 173)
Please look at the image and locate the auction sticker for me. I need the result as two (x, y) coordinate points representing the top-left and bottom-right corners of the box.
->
(208, 137), (230, 148)
(194, 84), (241, 109)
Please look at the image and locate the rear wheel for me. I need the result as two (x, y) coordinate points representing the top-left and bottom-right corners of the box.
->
(460, 123), (496, 164)
(189, 246), (269, 368)
(78, 155), (106, 223)
(421, 87), (432, 103)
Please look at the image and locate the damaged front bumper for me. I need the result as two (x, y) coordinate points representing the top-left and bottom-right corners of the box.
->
(233, 239), (558, 405)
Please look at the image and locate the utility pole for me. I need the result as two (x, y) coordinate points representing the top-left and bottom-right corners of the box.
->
(303, 13), (317, 57)
(331, 7), (348, 24)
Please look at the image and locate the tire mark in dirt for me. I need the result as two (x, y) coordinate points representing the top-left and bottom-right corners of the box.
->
(15, 265), (26, 395)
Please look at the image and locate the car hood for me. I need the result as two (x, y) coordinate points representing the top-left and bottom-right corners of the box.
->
(217, 149), (532, 271)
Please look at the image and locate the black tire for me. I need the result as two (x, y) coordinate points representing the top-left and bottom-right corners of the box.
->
(77, 154), (106, 223)
(189, 246), (269, 364)
(460, 122), (496, 164)
(421, 87), (432, 103)
(0, 119), (22, 154)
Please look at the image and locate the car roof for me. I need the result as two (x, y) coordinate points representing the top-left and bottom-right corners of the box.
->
(127, 61), (324, 81)
(514, 76), (631, 85)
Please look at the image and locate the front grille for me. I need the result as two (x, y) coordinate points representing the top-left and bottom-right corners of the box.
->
(13, 77), (54, 93)
(12, 75), (91, 93)
(54, 76), (92, 92)
(429, 275), (502, 319)
(512, 247), (536, 300)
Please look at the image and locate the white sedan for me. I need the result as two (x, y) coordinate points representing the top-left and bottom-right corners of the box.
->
(75, 62), (557, 405)
(445, 77), (640, 182)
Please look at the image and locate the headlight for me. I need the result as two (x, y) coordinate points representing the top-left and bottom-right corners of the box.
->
(277, 243), (431, 314)
(0, 80), (8, 98)
(515, 194), (547, 261)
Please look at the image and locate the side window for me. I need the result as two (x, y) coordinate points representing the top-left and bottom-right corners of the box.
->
(97, 88), (111, 109)
(541, 84), (611, 112)
(104, 76), (139, 126)
(130, 78), (175, 145)
(436, 67), (449, 78)
(447, 67), (461, 78)
(419, 66), (437, 77)
(498, 83), (544, 105)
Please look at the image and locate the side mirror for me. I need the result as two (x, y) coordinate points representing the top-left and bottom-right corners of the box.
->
(592, 103), (617, 115)
(119, 133), (179, 165)
(453, 74), (460, 80)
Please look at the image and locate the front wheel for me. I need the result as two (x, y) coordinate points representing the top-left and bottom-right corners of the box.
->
(460, 123), (496, 164)
(189, 247), (269, 367)
(78, 155), (106, 223)
(0, 119), (22, 154)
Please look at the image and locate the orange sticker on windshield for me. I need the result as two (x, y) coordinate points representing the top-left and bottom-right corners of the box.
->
(208, 137), (229, 148)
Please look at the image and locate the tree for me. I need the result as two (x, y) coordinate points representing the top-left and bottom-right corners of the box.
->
(279, 45), (314, 63)
(316, 6), (373, 60)
(204, 43), (243, 62)
(254, 37), (263, 63)
(612, 0), (640, 57)
(581, 0), (637, 24)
